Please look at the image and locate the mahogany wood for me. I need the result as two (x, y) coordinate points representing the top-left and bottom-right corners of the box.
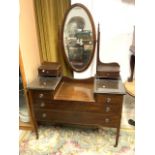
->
(61, 3), (96, 72)
(54, 77), (94, 102)
(38, 62), (62, 77)
(28, 77), (125, 147)
(26, 4), (125, 147)
(96, 24), (120, 79)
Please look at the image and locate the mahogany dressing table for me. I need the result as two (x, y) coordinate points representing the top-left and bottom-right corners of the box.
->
(27, 3), (125, 147)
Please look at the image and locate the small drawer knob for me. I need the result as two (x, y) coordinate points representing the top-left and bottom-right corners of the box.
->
(43, 82), (46, 86)
(39, 93), (44, 98)
(42, 113), (47, 118)
(105, 107), (110, 112)
(42, 69), (45, 73)
(40, 102), (45, 107)
(46, 71), (49, 73)
(106, 98), (111, 103)
(105, 118), (110, 123)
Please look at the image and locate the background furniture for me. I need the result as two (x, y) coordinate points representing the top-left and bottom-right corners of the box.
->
(128, 45), (135, 82)
(128, 27), (135, 82)
(124, 80), (135, 126)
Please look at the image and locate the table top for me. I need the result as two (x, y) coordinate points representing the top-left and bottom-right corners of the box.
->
(27, 77), (61, 90)
(124, 80), (135, 97)
(27, 76), (126, 96)
(94, 78), (126, 95)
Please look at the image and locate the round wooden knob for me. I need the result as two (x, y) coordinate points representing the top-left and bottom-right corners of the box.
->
(106, 98), (111, 103)
(105, 118), (110, 123)
(105, 107), (110, 112)
(40, 102), (45, 107)
(39, 93), (44, 98)
(42, 113), (47, 118)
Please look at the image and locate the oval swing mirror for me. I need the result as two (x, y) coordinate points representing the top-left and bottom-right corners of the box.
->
(62, 3), (96, 72)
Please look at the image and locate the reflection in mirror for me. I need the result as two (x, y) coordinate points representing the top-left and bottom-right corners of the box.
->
(62, 4), (96, 72)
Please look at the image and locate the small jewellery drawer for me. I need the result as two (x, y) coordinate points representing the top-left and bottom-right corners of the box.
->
(31, 90), (53, 100)
(95, 94), (123, 104)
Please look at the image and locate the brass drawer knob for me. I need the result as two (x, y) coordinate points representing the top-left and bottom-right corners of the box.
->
(40, 102), (45, 107)
(42, 113), (47, 118)
(39, 93), (44, 98)
(105, 107), (110, 112)
(105, 118), (110, 123)
(106, 97), (111, 103)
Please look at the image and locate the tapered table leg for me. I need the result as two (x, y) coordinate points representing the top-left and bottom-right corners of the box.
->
(114, 127), (120, 147)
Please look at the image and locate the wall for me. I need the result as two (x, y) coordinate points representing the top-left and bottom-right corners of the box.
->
(19, 0), (41, 83)
(19, 0), (135, 82)
(72, 0), (135, 81)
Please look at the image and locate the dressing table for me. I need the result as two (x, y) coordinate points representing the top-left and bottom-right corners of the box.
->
(27, 3), (125, 147)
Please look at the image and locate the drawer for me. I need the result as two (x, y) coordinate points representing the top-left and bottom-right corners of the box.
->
(38, 62), (62, 77)
(31, 90), (53, 100)
(34, 109), (120, 127)
(102, 104), (122, 114)
(33, 100), (102, 113)
(95, 94), (123, 104)
(38, 68), (61, 77)
(33, 99), (122, 115)
(97, 71), (119, 79)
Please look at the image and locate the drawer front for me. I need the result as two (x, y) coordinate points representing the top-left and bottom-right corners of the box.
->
(34, 109), (120, 127)
(95, 94), (123, 115)
(38, 69), (61, 77)
(97, 71), (119, 79)
(102, 104), (122, 114)
(33, 99), (121, 115)
(33, 100), (102, 113)
(95, 94), (123, 104)
(31, 90), (53, 100)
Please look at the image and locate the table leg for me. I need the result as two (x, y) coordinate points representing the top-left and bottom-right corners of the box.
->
(114, 127), (120, 147)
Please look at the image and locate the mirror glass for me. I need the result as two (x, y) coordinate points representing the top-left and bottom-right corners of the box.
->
(62, 4), (96, 72)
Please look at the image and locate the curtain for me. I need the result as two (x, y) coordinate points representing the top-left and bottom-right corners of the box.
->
(34, 0), (72, 77)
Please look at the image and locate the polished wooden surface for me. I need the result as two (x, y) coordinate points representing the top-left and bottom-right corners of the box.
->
(27, 77), (61, 90)
(54, 77), (95, 102)
(35, 109), (120, 128)
(94, 78), (126, 94)
(28, 76), (125, 146)
(96, 24), (120, 79)
(124, 80), (135, 97)
(38, 62), (62, 77)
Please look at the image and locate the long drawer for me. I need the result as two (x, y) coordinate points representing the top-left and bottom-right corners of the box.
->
(34, 109), (120, 127)
(32, 99), (122, 115)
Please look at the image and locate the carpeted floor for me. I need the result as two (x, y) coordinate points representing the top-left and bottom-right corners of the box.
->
(19, 94), (135, 155)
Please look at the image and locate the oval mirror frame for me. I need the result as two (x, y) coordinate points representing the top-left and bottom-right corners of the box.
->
(62, 3), (96, 72)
